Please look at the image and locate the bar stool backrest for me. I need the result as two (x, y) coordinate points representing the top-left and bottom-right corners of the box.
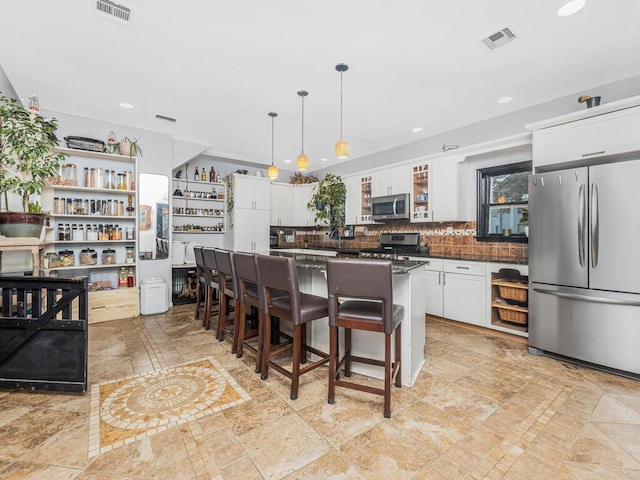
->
(214, 249), (236, 298)
(326, 258), (394, 333)
(201, 247), (217, 285)
(255, 254), (302, 325)
(194, 246), (206, 282)
(232, 252), (260, 307)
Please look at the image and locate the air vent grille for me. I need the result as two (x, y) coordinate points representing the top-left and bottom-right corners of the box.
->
(96, 0), (131, 22)
(479, 27), (518, 51)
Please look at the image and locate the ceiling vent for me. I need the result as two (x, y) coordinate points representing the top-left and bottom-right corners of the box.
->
(478, 27), (518, 51)
(96, 0), (131, 22)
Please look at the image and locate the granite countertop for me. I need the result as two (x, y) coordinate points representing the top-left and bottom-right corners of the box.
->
(271, 247), (528, 265)
(270, 251), (425, 274)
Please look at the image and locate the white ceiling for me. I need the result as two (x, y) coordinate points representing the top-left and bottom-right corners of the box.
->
(2, 1), (639, 171)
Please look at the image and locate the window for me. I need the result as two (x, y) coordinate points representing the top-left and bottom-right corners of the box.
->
(476, 161), (531, 242)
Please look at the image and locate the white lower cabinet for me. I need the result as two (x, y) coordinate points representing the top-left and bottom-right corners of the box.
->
(442, 264), (486, 327)
(411, 258), (486, 327)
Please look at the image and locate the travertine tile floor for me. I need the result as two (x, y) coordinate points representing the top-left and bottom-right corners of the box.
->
(1, 304), (640, 479)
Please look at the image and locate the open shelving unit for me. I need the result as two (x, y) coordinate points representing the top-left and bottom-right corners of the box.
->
(172, 178), (227, 234)
(490, 274), (529, 334)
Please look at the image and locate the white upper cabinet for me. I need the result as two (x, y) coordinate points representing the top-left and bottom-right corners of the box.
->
(270, 182), (316, 227)
(410, 153), (459, 222)
(270, 183), (293, 226)
(292, 183), (315, 226)
(371, 164), (412, 197)
(233, 174), (271, 211)
(344, 175), (362, 225)
(530, 104), (640, 170)
(431, 153), (460, 221)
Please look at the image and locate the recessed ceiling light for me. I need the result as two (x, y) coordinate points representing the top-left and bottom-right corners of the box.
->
(497, 96), (513, 104)
(321, 158), (329, 162)
(284, 159), (292, 163)
(119, 102), (134, 109)
(558, 0), (585, 16)
(412, 127), (423, 133)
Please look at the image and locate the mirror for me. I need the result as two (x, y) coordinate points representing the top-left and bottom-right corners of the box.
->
(138, 173), (169, 260)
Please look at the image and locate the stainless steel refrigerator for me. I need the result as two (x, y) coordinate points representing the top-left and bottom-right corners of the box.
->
(528, 158), (640, 377)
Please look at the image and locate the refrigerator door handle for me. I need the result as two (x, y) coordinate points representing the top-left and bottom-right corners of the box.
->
(532, 287), (640, 306)
(591, 183), (599, 268)
(578, 184), (586, 267)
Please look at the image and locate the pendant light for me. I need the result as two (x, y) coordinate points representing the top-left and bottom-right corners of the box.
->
(296, 90), (309, 171)
(267, 112), (279, 179)
(334, 63), (349, 159)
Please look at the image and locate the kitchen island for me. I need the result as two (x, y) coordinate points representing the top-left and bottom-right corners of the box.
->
(271, 251), (427, 386)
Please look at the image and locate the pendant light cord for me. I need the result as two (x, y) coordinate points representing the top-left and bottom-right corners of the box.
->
(339, 71), (344, 140)
(271, 114), (275, 166)
(301, 94), (305, 154)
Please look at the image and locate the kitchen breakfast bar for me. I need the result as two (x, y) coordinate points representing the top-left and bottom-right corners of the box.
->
(272, 251), (427, 386)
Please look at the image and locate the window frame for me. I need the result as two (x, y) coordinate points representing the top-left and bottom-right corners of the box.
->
(476, 160), (531, 243)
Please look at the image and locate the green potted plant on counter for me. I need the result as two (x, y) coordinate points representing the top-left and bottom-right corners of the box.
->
(0, 93), (68, 237)
(307, 173), (346, 236)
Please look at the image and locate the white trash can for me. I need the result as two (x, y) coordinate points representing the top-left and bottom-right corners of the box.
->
(140, 277), (168, 315)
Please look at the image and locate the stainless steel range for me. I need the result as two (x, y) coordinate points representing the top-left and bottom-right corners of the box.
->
(359, 232), (420, 260)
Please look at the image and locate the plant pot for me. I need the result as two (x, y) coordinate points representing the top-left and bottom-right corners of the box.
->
(119, 142), (132, 156)
(315, 201), (325, 211)
(0, 212), (46, 238)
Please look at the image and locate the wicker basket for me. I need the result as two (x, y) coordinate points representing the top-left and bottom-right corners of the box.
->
(492, 279), (528, 302)
(493, 304), (528, 325)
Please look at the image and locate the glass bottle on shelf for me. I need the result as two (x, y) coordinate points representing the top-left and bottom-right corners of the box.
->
(119, 267), (128, 287)
(127, 268), (134, 287)
(194, 167), (199, 181)
(209, 166), (216, 182)
(125, 246), (134, 263)
(201, 168), (206, 181)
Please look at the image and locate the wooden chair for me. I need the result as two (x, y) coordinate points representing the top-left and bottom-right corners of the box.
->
(326, 257), (403, 418)
(255, 254), (330, 400)
(193, 246), (207, 321)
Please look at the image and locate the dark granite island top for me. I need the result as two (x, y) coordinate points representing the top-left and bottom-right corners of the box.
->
(269, 251), (426, 274)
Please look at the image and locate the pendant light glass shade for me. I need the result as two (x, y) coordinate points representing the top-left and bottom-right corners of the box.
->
(335, 139), (349, 159)
(335, 63), (349, 159)
(296, 153), (309, 171)
(297, 90), (309, 171)
(267, 112), (279, 179)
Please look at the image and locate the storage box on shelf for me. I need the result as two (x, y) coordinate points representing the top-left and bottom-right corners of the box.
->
(43, 147), (139, 323)
(171, 178), (226, 234)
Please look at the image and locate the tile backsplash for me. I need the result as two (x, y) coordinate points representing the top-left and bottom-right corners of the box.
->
(292, 220), (528, 262)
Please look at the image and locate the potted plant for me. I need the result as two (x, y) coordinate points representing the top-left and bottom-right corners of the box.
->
(307, 173), (346, 235)
(118, 136), (143, 158)
(0, 93), (68, 237)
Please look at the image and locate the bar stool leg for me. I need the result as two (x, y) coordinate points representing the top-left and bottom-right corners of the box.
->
(217, 291), (227, 340)
(261, 314), (272, 380)
(231, 299), (240, 354)
(384, 333), (392, 419)
(395, 326), (402, 388)
(328, 325), (338, 404)
(255, 311), (264, 373)
(235, 301), (246, 358)
(291, 324), (302, 400)
(202, 285), (212, 330)
(344, 328), (352, 377)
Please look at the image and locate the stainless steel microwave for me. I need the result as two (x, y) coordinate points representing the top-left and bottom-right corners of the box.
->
(371, 193), (410, 221)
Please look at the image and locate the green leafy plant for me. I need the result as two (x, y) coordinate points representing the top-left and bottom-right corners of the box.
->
(307, 173), (346, 231)
(119, 136), (143, 158)
(519, 207), (528, 224)
(27, 201), (50, 214)
(0, 93), (68, 212)
(290, 172), (319, 184)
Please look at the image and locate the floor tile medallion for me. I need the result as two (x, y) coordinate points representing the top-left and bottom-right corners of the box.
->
(88, 357), (250, 457)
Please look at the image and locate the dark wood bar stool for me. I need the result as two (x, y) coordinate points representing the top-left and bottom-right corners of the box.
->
(214, 249), (239, 351)
(201, 247), (219, 331)
(232, 252), (264, 372)
(326, 258), (403, 418)
(255, 254), (330, 400)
